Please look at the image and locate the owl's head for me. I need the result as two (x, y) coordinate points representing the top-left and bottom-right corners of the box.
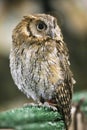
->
(13, 14), (63, 45)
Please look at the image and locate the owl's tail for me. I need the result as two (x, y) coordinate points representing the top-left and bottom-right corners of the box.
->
(62, 105), (71, 130)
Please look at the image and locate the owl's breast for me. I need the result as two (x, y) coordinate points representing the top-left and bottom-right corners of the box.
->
(27, 43), (64, 82)
(27, 44), (64, 96)
(10, 43), (64, 101)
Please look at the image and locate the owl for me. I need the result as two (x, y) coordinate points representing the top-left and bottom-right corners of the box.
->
(10, 14), (75, 129)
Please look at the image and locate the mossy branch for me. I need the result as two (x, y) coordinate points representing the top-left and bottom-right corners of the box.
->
(0, 105), (65, 130)
(0, 91), (87, 130)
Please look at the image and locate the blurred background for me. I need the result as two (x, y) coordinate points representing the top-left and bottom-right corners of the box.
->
(0, 0), (87, 111)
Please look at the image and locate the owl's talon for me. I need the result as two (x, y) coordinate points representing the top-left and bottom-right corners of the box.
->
(43, 102), (57, 111)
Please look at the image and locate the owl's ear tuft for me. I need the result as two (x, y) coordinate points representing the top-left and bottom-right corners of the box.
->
(23, 15), (36, 20)
(23, 16), (29, 19)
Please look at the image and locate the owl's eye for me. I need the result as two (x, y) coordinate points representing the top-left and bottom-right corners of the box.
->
(37, 21), (47, 31)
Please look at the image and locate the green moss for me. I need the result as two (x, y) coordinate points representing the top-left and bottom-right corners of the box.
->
(0, 105), (65, 130)
(0, 91), (87, 130)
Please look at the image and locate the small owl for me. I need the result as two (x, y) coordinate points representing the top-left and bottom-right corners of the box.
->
(10, 14), (75, 129)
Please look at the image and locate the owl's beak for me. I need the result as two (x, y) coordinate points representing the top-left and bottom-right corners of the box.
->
(48, 28), (62, 41)
(48, 28), (59, 40)
(48, 30), (55, 39)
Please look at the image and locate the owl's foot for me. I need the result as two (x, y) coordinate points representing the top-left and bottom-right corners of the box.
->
(43, 102), (57, 111)
(23, 102), (57, 111)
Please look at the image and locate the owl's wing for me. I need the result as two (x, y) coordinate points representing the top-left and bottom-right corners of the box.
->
(55, 41), (74, 128)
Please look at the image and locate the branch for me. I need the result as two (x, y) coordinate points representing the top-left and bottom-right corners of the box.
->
(0, 105), (65, 130)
